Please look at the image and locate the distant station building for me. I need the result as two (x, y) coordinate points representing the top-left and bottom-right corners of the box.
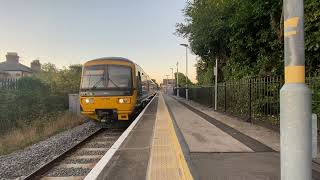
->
(162, 79), (176, 94)
(0, 52), (41, 79)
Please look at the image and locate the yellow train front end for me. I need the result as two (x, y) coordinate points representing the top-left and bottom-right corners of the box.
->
(79, 58), (137, 122)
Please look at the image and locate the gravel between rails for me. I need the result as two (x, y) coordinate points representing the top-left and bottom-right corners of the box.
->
(73, 150), (107, 156)
(63, 158), (100, 164)
(42, 128), (124, 178)
(0, 121), (100, 180)
(45, 167), (91, 177)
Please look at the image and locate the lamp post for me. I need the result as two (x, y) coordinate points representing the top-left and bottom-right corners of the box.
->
(170, 68), (174, 95)
(214, 58), (218, 110)
(281, 0), (311, 179)
(180, 43), (189, 100)
(176, 62), (179, 97)
(165, 75), (169, 94)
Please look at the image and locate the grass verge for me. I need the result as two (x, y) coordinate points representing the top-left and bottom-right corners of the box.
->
(0, 112), (85, 156)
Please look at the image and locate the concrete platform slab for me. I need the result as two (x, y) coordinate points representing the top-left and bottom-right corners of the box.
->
(190, 152), (280, 180)
(89, 96), (159, 180)
(164, 95), (253, 153)
(167, 95), (320, 179)
(100, 149), (150, 180)
(175, 96), (280, 152)
(146, 93), (193, 180)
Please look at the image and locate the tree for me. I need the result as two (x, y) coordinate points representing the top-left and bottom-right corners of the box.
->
(176, 0), (320, 83)
(174, 72), (194, 87)
(305, 0), (320, 76)
(34, 64), (82, 94)
(196, 59), (215, 85)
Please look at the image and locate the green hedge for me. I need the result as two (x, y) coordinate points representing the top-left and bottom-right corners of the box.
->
(0, 77), (68, 134)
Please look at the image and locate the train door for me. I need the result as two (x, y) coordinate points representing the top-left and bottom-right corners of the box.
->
(137, 71), (142, 97)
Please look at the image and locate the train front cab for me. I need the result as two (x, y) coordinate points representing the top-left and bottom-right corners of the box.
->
(79, 59), (137, 122)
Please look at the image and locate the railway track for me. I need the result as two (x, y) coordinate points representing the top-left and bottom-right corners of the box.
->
(24, 126), (126, 180)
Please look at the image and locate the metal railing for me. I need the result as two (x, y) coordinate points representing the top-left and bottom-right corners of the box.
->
(175, 76), (320, 129)
(0, 78), (18, 90)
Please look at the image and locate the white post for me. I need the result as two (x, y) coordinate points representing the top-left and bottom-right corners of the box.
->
(214, 58), (218, 110)
(185, 46), (189, 100)
(170, 68), (174, 95)
(177, 62), (179, 97)
(312, 114), (318, 158)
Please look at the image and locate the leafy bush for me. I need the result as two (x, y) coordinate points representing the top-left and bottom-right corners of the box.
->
(0, 64), (82, 135)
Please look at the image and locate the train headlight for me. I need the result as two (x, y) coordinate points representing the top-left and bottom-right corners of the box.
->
(118, 98), (130, 104)
(83, 98), (94, 104)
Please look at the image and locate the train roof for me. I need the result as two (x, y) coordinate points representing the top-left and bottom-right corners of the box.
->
(85, 57), (134, 64)
(84, 57), (156, 84)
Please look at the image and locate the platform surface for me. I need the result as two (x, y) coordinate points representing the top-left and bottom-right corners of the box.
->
(96, 94), (192, 180)
(147, 93), (192, 180)
(95, 96), (158, 180)
(92, 93), (320, 180)
(163, 95), (280, 180)
(164, 95), (253, 153)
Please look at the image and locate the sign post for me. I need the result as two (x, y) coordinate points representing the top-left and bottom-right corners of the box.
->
(281, 0), (312, 179)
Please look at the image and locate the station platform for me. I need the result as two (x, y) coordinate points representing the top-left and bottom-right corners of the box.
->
(86, 92), (320, 180)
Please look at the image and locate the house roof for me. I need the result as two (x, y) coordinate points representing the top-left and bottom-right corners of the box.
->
(0, 61), (33, 73)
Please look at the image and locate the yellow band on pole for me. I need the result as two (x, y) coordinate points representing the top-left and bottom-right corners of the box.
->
(284, 31), (297, 37)
(284, 17), (299, 28)
(285, 66), (305, 83)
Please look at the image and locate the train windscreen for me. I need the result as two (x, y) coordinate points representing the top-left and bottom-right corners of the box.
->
(80, 65), (132, 90)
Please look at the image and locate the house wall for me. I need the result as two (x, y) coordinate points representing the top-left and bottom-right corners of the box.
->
(5, 71), (32, 79)
(0, 73), (9, 79)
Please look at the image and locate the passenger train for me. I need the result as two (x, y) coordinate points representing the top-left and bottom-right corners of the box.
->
(79, 57), (157, 123)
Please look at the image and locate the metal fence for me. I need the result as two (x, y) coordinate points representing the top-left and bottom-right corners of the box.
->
(0, 78), (18, 90)
(175, 76), (320, 129)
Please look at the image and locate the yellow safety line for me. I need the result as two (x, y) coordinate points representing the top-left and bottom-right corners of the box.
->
(285, 66), (305, 83)
(147, 94), (193, 180)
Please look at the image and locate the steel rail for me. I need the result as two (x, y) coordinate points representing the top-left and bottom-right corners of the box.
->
(24, 127), (104, 180)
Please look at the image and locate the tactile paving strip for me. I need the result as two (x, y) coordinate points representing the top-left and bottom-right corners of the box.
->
(147, 94), (193, 180)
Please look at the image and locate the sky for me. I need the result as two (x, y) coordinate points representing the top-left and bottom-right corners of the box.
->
(0, 0), (197, 84)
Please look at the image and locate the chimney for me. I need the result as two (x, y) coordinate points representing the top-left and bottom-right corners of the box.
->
(31, 60), (41, 72)
(6, 52), (19, 63)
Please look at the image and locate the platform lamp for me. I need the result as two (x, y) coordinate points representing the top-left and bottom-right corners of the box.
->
(165, 74), (169, 94)
(170, 68), (174, 95)
(176, 61), (179, 97)
(180, 43), (189, 100)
